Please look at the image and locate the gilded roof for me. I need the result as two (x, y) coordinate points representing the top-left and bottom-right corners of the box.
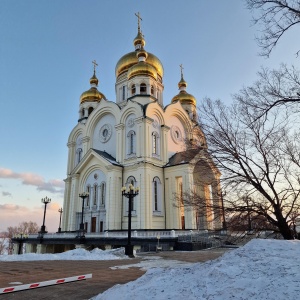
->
(115, 51), (163, 78)
(128, 61), (157, 80)
(80, 87), (106, 104)
(171, 91), (196, 106)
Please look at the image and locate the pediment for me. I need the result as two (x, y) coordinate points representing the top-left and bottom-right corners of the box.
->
(70, 148), (122, 175)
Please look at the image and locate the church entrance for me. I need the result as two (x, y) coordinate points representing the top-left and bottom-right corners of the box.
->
(181, 216), (185, 230)
(91, 217), (96, 232)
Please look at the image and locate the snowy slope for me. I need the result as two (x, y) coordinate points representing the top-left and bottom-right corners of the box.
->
(93, 239), (300, 300)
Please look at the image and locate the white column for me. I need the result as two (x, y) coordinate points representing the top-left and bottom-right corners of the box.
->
(68, 174), (80, 231)
(62, 177), (71, 231)
(115, 124), (124, 163)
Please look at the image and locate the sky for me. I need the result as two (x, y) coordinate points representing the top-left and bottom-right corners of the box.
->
(0, 0), (299, 233)
(1, 239), (299, 299)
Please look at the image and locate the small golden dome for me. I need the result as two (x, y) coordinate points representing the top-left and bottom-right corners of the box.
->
(80, 87), (106, 104)
(133, 31), (146, 48)
(89, 73), (98, 86)
(172, 91), (196, 106)
(178, 77), (187, 88)
(80, 71), (106, 104)
(116, 51), (163, 78)
(128, 61), (157, 80)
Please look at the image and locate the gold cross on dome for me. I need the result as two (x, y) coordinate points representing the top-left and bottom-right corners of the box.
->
(92, 60), (98, 73)
(179, 64), (184, 78)
(135, 12), (142, 31)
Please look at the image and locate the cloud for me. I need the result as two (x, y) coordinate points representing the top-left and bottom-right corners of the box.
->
(2, 191), (12, 197)
(0, 203), (30, 212)
(0, 167), (64, 195)
(0, 203), (61, 232)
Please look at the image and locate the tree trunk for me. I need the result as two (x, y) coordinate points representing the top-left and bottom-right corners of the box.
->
(275, 210), (293, 240)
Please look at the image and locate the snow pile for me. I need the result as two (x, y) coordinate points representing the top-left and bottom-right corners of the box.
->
(94, 239), (300, 300)
(0, 247), (128, 261)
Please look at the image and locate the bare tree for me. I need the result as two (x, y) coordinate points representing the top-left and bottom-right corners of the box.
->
(0, 222), (39, 254)
(246, 0), (300, 57)
(5, 221), (39, 239)
(0, 236), (7, 255)
(235, 64), (300, 121)
(197, 97), (300, 239)
(174, 188), (224, 230)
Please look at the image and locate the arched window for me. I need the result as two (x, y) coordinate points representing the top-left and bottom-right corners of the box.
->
(151, 85), (154, 95)
(140, 83), (147, 94)
(86, 185), (91, 207)
(179, 182), (183, 205)
(131, 84), (136, 95)
(126, 176), (137, 212)
(81, 108), (85, 118)
(76, 148), (82, 164)
(152, 132), (159, 155)
(127, 130), (136, 155)
(88, 107), (94, 115)
(100, 182), (106, 206)
(153, 177), (162, 213)
(93, 184), (98, 206)
(122, 85), (126, 101)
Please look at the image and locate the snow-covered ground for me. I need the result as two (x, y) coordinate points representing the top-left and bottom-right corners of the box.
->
(0, 247), (128, 261)
(93, 239), (300, 300)
(1, 239), (299, 299)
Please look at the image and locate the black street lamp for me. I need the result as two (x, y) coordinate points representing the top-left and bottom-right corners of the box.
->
(121, 184), (139, 257)
(78, 192), (89, 237)
(220, 191), (227, 234)
(40, 197), (51, 233)
(14, 233), (28, 255)
(57, 207), (63, 233)
(245, 197), (252, 233)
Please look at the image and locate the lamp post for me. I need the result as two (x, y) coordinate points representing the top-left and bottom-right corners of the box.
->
(40, 197), (51, 233)
(57, 208), (63, 233)
(245, 197), (252, 233)
(121, 184), (139, 257)
(14, 233), (28, 255)
(78, 192), (89, 236)
(220, 191), (227, 234)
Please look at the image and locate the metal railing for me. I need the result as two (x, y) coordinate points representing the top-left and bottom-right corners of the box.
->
(27, 230), (191, 239)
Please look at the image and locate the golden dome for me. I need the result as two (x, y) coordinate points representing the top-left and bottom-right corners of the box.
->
(128, 61), (157, 80)
(80, 87), (106, 104)
(133, 31), (145, 48)
(80, 72), (106, 104)
(89, 73), (98, 86)
(172, 91), (196, 106)
(116, 51), (163, 78)
(178, 77), (187, 88)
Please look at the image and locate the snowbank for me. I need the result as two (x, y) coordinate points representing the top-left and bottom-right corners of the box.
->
(93, 239), (300, 300)
(0, 247), (128, 261)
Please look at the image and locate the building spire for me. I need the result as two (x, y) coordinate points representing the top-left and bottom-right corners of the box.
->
(178, 64), (187, 91)
(135, 12), (142, 33)
(133, 12), (145, 49)
(179, 63), (184, 80)
(90, 60), (99, 87)
(92, 60), (98, 75)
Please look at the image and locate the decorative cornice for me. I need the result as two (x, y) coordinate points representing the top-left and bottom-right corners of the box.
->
(81, 136), (90, 143)
(67, 141), (76, 148)
(115, 123), (125, 130)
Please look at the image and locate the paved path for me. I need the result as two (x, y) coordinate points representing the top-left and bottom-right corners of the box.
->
(0, 248), (230, 300)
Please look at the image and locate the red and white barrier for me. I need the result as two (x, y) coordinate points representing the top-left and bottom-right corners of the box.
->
(0, 273), (92, 294)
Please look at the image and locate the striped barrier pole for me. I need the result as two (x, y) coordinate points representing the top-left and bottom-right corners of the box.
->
(0, 273), (92, 294)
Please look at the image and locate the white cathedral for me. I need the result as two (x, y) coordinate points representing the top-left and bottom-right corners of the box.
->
(61, 15), (223, 234)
